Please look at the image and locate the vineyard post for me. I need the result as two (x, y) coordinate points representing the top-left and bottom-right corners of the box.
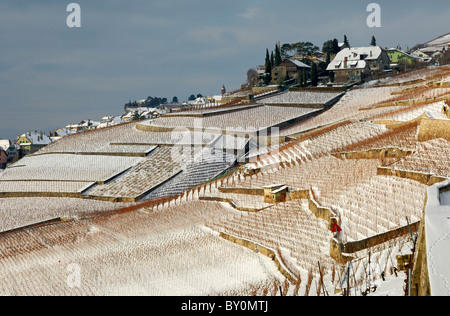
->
(318, 261), (328, 296)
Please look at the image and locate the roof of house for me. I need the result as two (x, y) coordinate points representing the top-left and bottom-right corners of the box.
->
(327, 46), (384, 71)
(262, 184), (286, 190)
(277, 58), (311, 69)
(0, 139), (11, 151)
(271, 186), (288, 194)
(424, 32), (450, 48)
(387, 48), (421, 60)
(19, 132), (52, 146)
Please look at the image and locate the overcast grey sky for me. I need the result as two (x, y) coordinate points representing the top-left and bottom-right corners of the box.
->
(0, 0), (449, 141)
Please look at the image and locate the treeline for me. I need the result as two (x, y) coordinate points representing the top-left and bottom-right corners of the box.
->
(125, 96), (169, 109)
(125, 93), (208, 109)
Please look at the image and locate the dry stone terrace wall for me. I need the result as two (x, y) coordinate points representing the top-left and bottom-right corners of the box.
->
(418, 118), (450, 142)
(378, 138), (450, 185)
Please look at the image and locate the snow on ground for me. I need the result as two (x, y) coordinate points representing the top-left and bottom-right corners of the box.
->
(0, 197), (133, 233)
(425, 181), (450, 296)
(279, 86), (399, 136)
(442, 190), (450, 206)
(0, 201), (284, 296)
(387, 138), (450, 179)
(257, 91), (343, 105)
(1, 154), (143, 182)
(382, 101), (449, 122)
(146, 106), (321, 132)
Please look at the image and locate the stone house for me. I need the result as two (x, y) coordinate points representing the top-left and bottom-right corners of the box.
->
(327, 46), (391, 84)
(271, 59), (311, 84)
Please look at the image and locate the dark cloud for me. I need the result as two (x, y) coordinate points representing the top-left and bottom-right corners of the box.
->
(0, 0), (449, 141)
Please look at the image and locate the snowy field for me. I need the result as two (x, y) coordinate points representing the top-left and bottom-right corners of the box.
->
(2, 67), (449, 296)
(0, 200), (284, 296)
(0, 197), (133, 233)
(0, 180), (94, 194)
(39, 123), (220, 154)
(442, 190), (450, 206)
(280, 86), (400, 136)
(377, 101), (449, 122)
(257, 91), (343, 105)
(387, 138), (450, 179)
(373, 66), (450, 86)
(0, 154), (143, 182)
(145, 106), (321, 132)
(328, 175), (426, 242)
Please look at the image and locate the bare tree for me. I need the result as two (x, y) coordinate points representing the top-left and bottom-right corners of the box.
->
(247, 68), (259, 87)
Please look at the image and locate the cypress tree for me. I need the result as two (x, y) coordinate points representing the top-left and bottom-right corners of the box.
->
(332, 39), (340, 54)
(310, 63), (318, 87)
(275, 43), (282, 66)
(265, 48), (270, 69)
(371, 36), (377, 46)
(265, 49), (272, 84)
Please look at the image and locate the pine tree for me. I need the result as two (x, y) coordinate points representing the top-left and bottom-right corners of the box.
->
(344, 35), (350, 48)
(131, 110), (140, 121)
(371, 35), (377, 46)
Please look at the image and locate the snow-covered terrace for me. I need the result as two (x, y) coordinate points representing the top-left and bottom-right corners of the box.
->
(256, 91), (343, 106)
(142, 106), (322, 134)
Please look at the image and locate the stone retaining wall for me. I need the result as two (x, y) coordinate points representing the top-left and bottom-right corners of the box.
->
(330, 222), (419, 258)
(377, 167), (447, 186)
(418, 118), (450, 142)
(199, 196), (272, 212)
(332, 148), (412, 160)
(217, 187), (264, 196)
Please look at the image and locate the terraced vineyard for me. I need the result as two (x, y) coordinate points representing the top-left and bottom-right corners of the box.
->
(1, 65), (450, 296)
